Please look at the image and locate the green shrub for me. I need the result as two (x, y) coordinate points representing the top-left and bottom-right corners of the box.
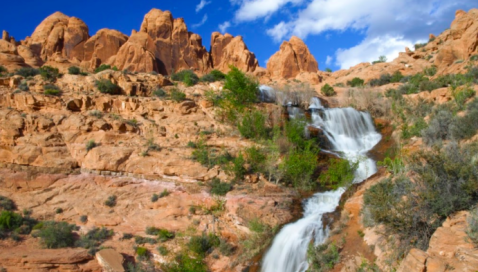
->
(347, 77), (364, 87)
(244, 146), (266, 173)
(401, 118), (428, 139)
(134, 235), (157, 245)
(231, 153), (246, 181)
(0, 196), (16, 211)
(15, 67), (39, 77)
(371, 55), (387, 64)
(200, 69), (226, 82)
(159, 189), (170, 198)
(170, 88), (186, 102)
(223, 66), (259, 109)
(280, 142), (319, 189)
(467, 208), (478, 244)
(0, 211), (23, 230)
(423, 66), (438, 76)
(414, 43), (427, 50)
(321, 84), (336, 96)
(89, 110), (103, 118)
(325, 68), (332, 73)
(75, 227), (113, 254)
(0, 65), (7, 76)
(43, 84), (61, 96)
(68, 66), (81, 75)
(55, 208), (63, 214)
(238, 110), (268, 140)
(453, 87), (475, 108)
(449, 98), (478, 140)
(95, 79), (121, 94)
(209, 178), (232, 196)
(188, 233), (220, 256)
(191, 140), (234, 168)
(163, 253), (208, 272)
(171, 70), (199, 86)
(94, 64), (117, 74)
(39, 66), (60, 82)
(319, 158), (357, 190)
(421, 110), (453, 146)
(307, 242), (340, 271)
(79, 215), (88, 223)
(37, 221), (75, 248)
(122, 233), (133, 240)
(363, 142), (478, 254)
(136, 246), (149, 258)
(104, 195), (117, 207)
(157, 245), (169, 256)
(86, 140), (97, 152)
(17, 80), (29, 91)
(377, 157), (404, 174)
(153, 88), (167, 97)
(151, 194), (159, 202)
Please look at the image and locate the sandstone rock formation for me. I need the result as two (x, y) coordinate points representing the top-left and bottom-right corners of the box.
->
(136, 9), (210, 75)
(210, 32), (258, 73)
(112, 31), (158, 73)
(83, 29), (128, 70)
(26, 11), (90, 62)
(96, 249), (125, 272)
(267, 36), (318, 79)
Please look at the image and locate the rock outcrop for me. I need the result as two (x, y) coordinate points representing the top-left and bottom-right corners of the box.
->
(26, 12), (90, 62)
(137, 9), (210, 75)
(82, 29), (129, 70)
(210, 32), (258, 73)
(267, 36), (318, 79)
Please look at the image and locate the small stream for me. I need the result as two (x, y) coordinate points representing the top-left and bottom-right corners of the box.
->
(258, 86), (382, 272)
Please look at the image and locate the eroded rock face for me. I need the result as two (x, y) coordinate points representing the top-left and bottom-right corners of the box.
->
(83, 29), (128, 70)
(436, 9), (478, 67)
(136, 8), (210, 75)
(267, 36), (318, 79)
(210, 32), (259, 73)
(27, 12), (90, 62)
(113, 31), (158, 73)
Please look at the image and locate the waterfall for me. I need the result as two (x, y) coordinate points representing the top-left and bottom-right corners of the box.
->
(261, 96), (381, 272)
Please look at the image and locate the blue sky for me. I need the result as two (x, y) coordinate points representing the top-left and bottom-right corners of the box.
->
(1, 0), (477, 71)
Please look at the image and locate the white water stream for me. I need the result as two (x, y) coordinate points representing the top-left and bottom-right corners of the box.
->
(260, 91), (382, 272)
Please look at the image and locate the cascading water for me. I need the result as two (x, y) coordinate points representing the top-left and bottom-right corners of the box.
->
(261, 95), (381, 272)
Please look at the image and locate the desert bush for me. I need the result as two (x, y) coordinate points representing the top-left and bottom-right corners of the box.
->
(319, 158), (357, 190)
(55, 208), (63, 214)
(363, 142), (478, 255)
(79, 215), (88, 223)
(37, 221), (75, 248)
(467, 208), (478, 245)
(240, 219), (277, 262)
(95, 79), (121, 94)
(158, 245), (169, 256)
(423, 66), (438, 76)
(94, 64), (117, 74)
(76, 227), (113, 254)
(377, 157), (404, 174)
(162, 253), (207, 272)
(153, 88), (167, 97)
(209, 178), (232, 196)
(307, 242), (340, 272)
(15, 67), (39, 78)
(321, 84), (336, 96)
(191, 139), (234, 168)
(0, 65), (7, 76)
(453, 87), (475, 108)
(414, 43), (427, 50)
(238, 110), (268, 140)
(347, 77), (364, 87)
(134, 235), (157, 245)
(401, 118), (428, 139)
(159, 189), (170, 198)
(17, 80), (29, 91)
(371, 55), (387, 64)
(200, 69), (226, 82)
(0, 196), (16, 211)
(0, 211), (23, 230)
(244, 146), (267, 173)
(43, 84), (61, 96)
(85, 140), (97, 152)
(136, 246), (149, 258)
(89, 110), (103, 118)
(170, 88), (186, 102)
(104, 195), (117, 207)
(151, 194), (159, 202)
(171, 70), (199, 86)
(39, 66), (60, 82)
(68, 66), (81, 75)
(188, 233), (220, 256)
(449, 98), (478, 140)
(325, 68), (332, 72)
(370, 71), (404, 87)
(421, 110), (453, 146)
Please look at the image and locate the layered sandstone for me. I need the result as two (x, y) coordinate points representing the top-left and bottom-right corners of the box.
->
(82, 29), (128, 70)
(266, 36), (318, 79)
(210, 32), (259, 73)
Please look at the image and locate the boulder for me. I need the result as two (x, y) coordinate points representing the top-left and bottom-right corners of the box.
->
(96, 249), (125, 272)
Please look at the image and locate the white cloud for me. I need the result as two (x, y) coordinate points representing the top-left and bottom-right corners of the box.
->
(325, 55), (333, 66)
(219, 21), (231, 33)
(231, 0), (475, 69)
(196, 0), (212, 12)
(335, 36), (413, 69)
(233, 0), (304, 22)
(192, 15), (208, 28)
